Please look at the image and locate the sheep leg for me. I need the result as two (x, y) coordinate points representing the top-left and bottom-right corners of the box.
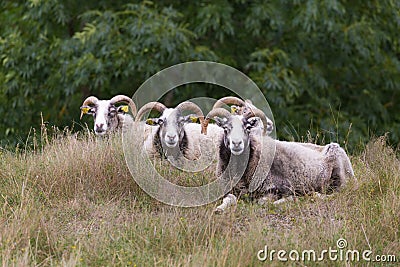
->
(215, 194), (237, 214)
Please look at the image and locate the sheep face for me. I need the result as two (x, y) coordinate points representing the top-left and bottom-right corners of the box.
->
(82, 100), (128, 135)
(231, 105), (274, 135)
(146, 108), (194, 149)
(214, 115), (260, 155)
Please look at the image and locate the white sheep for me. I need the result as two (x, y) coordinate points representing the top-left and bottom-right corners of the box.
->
(80, 95), (137, 135)
(134, 101), (223, 162)
(205, 108), (355, 213)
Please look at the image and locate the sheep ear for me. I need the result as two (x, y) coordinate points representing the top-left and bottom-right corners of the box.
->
(265, 121), (274, 135)
(246, 117), (260, 129)
(117, 105), (129, 114)
(183, 115), (198, 123)
(146, 118), (160, 126)
(80, 106), (94, 115)
(230, 105), (239, 114)
(214, 117), (227, 127)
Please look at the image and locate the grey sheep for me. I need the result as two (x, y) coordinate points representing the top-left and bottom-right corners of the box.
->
(205, 108), (355, 213)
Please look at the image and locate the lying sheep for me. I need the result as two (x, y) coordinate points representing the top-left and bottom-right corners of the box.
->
(205, 108), (355, 213)
(135, 101), (223, 161)
(80, 95), (137, 135)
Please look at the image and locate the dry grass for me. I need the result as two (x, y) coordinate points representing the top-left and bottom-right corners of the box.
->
(0, 130), (399, 266)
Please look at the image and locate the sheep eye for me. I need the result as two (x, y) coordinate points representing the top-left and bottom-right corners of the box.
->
(86, 107), (96, 116)
(108, 110), (117, 117)
(223, 125), (231, 132)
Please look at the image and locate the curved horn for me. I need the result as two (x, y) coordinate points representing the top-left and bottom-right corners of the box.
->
(176, 101), (204, 119)
(135, 102), (167, 122)
(212, 96), (246, 110)
(110, 95), (137, 116)
(81, 96), (99, 106)
(80, 96), (99, 119)
(205, 107), (232, 120)
(202, 108), (232, 135)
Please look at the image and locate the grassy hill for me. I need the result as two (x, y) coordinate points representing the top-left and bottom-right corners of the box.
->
(0, 129), (399, 266)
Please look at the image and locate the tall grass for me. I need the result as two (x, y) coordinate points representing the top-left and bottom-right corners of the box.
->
(0, 129), (398, 266)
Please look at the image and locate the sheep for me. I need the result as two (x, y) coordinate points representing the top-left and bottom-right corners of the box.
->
(205, 108), (355, 213)
(80, 95), (137, 135)
(134, 101), (223, 162)
(211, 96), (274, 135)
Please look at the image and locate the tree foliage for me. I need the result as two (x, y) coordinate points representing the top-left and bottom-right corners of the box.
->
(1, 0), (399, 149)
